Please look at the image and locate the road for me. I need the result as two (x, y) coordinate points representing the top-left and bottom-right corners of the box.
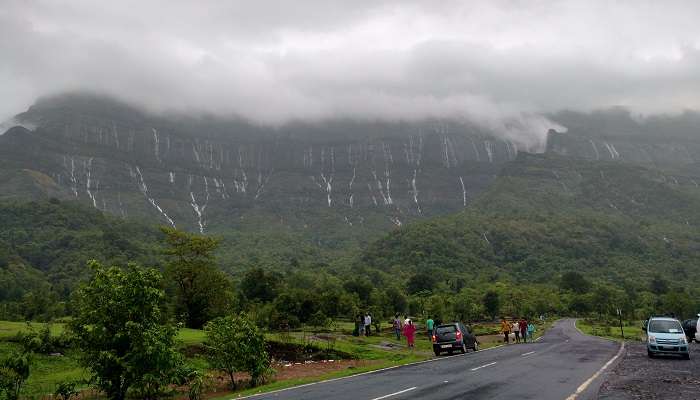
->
(242, 319), (622, 400)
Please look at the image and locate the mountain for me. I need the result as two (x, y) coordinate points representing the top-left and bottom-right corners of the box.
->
(0, 93), (529, 268)
(360, 152), (700, 287)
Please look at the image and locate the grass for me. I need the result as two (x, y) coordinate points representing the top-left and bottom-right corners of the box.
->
(0, 321), (65, 340)
(576, 318), (644, 341)
(0, 342), (88, 399)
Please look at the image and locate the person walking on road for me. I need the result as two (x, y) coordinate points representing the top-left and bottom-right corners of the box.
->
(403, 319), (417, 348)
(513, 320), (521, 343)
(364, 313), (372, 337)
(501, 318), (511, 344)
(527, 321), (536, 341)
(393, 314), (403, 341)
(519, 317), (528, 343)
(426, 316), (435, 338)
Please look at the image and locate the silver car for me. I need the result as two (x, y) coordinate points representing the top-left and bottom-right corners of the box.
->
(646, 317), (690, 360)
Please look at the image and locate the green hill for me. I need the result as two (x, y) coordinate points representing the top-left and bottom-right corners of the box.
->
(361, 153), (700, 286)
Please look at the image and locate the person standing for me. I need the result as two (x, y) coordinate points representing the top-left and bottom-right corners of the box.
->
(364, 313), (372, 337)
(519, 317), (528, 342)
(426, 316), (435, 338)
(513, 320), (521, 343)
(392, 314), (403, 341)
(357, 314), (365, 337)
(403, 319), (417, 348)
(500, 318), (511, 344)
(527, 321), (536, 341)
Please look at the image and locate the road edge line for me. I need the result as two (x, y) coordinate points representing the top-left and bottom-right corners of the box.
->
(564, 340), (625, 400)
(233, 344), (507, 399)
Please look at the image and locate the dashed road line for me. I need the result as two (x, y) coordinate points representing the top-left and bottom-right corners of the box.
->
(470, 361), (497, 371)
(371, 386), (417, 400)
(521, 351), (536, 356)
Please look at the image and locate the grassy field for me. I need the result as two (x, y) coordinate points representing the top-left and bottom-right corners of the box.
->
(576, 319), (644, 341)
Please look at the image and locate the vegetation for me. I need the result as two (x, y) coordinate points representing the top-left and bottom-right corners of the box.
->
(69, 261), (183, 400)
(204, 315), (271, 389)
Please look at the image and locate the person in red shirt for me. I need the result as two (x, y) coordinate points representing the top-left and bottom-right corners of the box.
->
(520, 317), (528, 342)
(403, 319), (417, 348)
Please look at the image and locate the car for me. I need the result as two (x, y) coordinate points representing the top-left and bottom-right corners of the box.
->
(696, 314), (700, 343)
(681, 318), (697, 342)
(432, 322), (478, 356)
(644, 316), (690, 360)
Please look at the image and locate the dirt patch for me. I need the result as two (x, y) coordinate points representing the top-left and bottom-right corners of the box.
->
(598, 342), (700, 399)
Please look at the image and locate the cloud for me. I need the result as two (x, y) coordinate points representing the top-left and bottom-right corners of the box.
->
(2, 0), (700, 149)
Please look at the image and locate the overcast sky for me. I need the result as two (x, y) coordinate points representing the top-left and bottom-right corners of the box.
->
(3, 0), (700, 144)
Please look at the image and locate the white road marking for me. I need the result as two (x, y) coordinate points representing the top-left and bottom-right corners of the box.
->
(371, 387), (417, 400)
(470, 362), (497, 371)
(521, 351), (536, 356)
(565, 342), (625, 400)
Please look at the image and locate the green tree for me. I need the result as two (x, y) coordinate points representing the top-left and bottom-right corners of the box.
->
(162, 228), (234, 328)
(204, 315), (272, 389)
(69, 261), (183, 400)
(649, 275), (669, 295)
(483, 290), (500, 320)
(240, 268), (280, 303)
(560, 271), (591, 294)
(0, 352), (30, 400)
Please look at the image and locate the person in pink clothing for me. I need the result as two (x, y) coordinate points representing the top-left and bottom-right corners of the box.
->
(403, 319), (417, 348)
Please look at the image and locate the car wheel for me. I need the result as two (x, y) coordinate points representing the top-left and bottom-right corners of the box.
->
(682, 353), (690, 360)
(434, 349), (441, 357)
(647, 350), (654, 358)
(473, 342), (479, 352)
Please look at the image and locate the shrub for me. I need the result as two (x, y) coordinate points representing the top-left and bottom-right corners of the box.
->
(69, 261), (183, 400)
(54, 380), (79, 400)
(0, 352), (31, 400)
(204, 315), (272, 389)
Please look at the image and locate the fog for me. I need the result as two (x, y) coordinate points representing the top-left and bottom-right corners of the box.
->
(2, 1), (700, 148)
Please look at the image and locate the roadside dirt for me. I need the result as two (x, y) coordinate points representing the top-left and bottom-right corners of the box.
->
(598, 341), (700, 399)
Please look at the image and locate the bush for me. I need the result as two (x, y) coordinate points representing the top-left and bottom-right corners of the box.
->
(0, 352), (31, 400)
(54, 380), (79, 400)
(204, 315), (273, 389)
(16, 322), (69, 355)
(69, 262), (183, 400)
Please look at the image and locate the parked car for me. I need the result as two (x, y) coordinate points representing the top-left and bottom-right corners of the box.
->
(644, 316), (690, 359)
(681, 318), (697, 342)
(432, 322), (478, 356)
(696, 314), (700, 343)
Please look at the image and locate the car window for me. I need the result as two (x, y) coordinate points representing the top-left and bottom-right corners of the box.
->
(648, 320), (683, 334)
(436, 325), (457, 334)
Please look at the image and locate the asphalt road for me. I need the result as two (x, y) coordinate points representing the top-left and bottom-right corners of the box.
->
(243, 319), (622, 400)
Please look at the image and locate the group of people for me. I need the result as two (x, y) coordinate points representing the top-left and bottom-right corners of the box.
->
(355, 313), (373, 336)
(391, 314), (421, 348)
(500, 317), (535, 344)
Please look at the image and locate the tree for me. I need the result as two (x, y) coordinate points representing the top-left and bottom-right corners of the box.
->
(483, 290), (500, 320)
(69, 261), (183, 400)
(560, 271), (591, 294)
(649, 275), (669, 296)
(407, 271), (438, 295)
(204, 315), (272, 389)
(240, 268), (280, 303)
(0, 351), (30, 400)
(162, 228), (234, 328)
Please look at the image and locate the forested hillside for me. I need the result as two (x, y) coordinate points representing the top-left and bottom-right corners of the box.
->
(0, 200), (164, 319)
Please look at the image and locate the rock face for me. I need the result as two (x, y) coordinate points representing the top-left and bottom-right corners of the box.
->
(3, 95), (699, 239)
(0, 95), (522, 235)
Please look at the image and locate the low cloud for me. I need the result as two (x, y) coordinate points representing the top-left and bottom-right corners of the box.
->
(2, 0), (700, 149)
